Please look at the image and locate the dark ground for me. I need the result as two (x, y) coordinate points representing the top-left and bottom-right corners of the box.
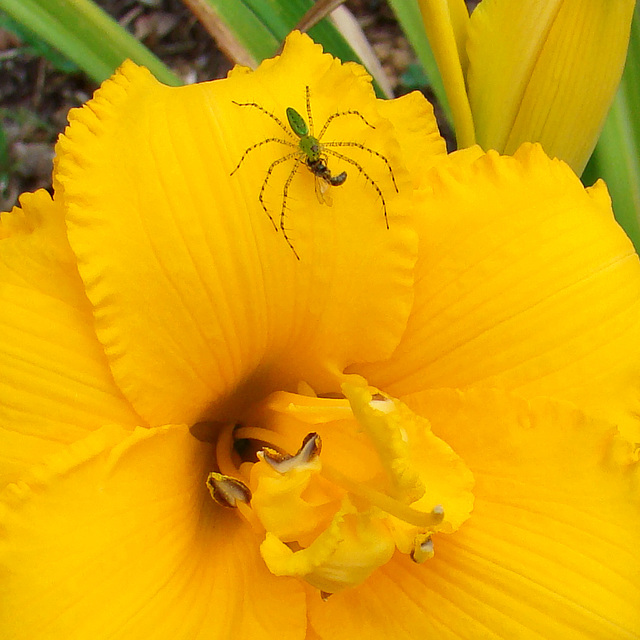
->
(0, 0), (478, 211)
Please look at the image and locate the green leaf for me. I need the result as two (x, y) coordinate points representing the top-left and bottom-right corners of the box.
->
(200, 0), (279, 64)
(400, 62), (429, 91)
(0, 0), (180, 86)
(203, 0), (386, 96)
(583, 6), (640, 251)
(228, 0), (364, 61)
(0, 11), (78, 72)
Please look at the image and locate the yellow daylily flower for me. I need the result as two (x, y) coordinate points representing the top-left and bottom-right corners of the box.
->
(1, 31), (640, 639)
(419, 0), (636, 173)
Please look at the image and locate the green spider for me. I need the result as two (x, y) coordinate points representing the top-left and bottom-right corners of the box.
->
(230, 85), (398, 259)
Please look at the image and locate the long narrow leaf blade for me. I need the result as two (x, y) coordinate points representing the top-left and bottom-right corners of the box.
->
(243, 0), (364, 61)
(0, 0), (181, 85)
(182, 0), (278, 67)
(200, 0), (386, 95)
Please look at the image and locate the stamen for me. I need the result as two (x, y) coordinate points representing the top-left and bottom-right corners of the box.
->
(215, 424), (238, 478)
(321, 464), (445, 529)
(206, 472), (252, 508)
(259, 433), (321, 473)
(411, 535), (435, 564)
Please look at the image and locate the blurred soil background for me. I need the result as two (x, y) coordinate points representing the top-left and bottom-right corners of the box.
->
(0, 0), (479, 211)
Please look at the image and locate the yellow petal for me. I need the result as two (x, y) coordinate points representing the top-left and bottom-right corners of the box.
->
(0, 424), (306, 639)
(307, 388), (640, 639)
(0, 190), (140, 486)
(468, 0), (636, 173)
(357, 144), (640, 442)
(376, 87), (447, 187)
(417, 0), (475, 147)
(54, 32), (422, 427)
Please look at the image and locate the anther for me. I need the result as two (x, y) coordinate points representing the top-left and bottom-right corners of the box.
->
(411, 535), (435, 564)
(206, 472), (252, 508)
(259, 432), (322, 473)
(432, 504), (444, 521)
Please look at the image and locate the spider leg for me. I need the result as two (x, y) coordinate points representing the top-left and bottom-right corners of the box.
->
(317, 111), (376, 140)
(324, 149), (390, 229)
(230, 138), (296, 176)
(281, 158), (303, 260)
(323, 141), (398, 192)
(259, 152), (300, 231)
(305, 86), (314, 136)
(232, 101), (296, 139)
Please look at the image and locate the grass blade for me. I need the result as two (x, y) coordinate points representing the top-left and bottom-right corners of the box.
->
(0, 0), (181, 85)
(197, 0), (386, 95)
